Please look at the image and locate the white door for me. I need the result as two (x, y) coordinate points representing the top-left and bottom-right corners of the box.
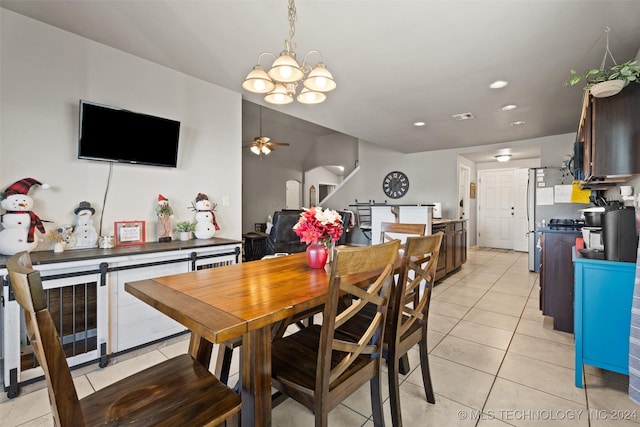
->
(513, 168), (529, 252)
(478, 169), (515, 249)
(285, 180), (301, 209)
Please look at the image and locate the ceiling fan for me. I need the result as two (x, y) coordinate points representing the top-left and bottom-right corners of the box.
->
(243, 106), (290, 156)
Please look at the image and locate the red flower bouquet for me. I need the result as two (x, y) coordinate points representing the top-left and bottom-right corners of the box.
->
(292, 207), (344, 246)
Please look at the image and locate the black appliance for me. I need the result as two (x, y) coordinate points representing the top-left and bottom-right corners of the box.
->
(603, 207), (638, 262)
(548, 218), (584, 230)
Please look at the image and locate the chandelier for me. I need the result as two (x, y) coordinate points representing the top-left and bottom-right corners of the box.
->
(242, 0), (336, 105)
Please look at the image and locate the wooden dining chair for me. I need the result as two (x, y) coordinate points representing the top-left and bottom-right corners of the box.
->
(7, 251), (241, 427)
(339, 233), (443, 427)
(270, 239), (401, 427)
(380, 221), (426, 244)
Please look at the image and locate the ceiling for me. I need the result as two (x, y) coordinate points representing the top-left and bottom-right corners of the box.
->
(3, 0), (640, 162)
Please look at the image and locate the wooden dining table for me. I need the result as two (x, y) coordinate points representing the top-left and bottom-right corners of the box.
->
(125, 252), (337, 427)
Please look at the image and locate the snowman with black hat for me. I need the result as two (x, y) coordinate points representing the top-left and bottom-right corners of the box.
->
(0, 177), (49, 255)
(71, 201), (98, 249)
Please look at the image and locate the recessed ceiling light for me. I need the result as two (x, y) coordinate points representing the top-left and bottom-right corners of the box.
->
(490, 80), (509, 89)
(413, 121), (426, 127)
(510, 121), (526, 126)
(452, 112), (474, 121)
(502, 104), (518, 111)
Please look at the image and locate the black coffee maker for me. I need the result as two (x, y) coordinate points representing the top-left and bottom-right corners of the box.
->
(603, 207), (638, 262)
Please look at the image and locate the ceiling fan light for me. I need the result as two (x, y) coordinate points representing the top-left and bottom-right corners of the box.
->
(304, 63), (336, 92)
(250, 145), (261, 155)
(261, 145), (272, 154)
(297, 88), (327, 104)
(268, 52), (304, 83)
(264, 83), (294, 105)
(242, 65), (276, 94)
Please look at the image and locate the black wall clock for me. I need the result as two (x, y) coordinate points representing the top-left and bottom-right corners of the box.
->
(382, 171), (409, 199)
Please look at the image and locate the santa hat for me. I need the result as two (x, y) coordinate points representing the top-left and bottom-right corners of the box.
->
(1, 178), (49, 200)
(195, 193), (209, 202)
(158, 194), (169, 202)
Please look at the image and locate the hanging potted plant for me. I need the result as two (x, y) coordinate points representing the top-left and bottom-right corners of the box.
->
(566, 60), (640, 97)
(565, 29), (640, 98)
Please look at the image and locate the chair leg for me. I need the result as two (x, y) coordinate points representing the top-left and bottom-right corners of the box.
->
(419, 340), (435, 404)
(398, 353), (411, 375)
(370, 373), (385, 427)
(388, 355), (403, 427)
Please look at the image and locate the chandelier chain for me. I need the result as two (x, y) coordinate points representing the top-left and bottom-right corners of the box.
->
(288, 0), (297, 41)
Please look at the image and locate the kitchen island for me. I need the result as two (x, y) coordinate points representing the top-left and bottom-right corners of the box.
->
(370, 204), (434, 243)
(369, 204), (466, 280)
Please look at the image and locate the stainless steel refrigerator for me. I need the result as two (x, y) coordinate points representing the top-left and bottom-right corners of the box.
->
(527, 167), (590, 271)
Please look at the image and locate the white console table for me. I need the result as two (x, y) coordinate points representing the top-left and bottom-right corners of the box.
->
(0, 238), (241, 398)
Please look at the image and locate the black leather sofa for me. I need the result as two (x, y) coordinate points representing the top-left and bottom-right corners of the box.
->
(265, 209), (352, 256)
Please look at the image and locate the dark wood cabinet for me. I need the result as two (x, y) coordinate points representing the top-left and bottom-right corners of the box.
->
(540, 229), (582, 333)
(580, 83), (640, 187)
(433, 220), (467, 281)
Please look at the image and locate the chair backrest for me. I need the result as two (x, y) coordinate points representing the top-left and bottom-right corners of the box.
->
(318, 239), (400, 392)
(390, 233), (443, 346)
(266, 210), (308, 255)
(380, 222), (426, 244)
(7, 252), (85, 426)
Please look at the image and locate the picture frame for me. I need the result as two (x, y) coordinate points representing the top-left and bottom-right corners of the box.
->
(470, 182), (477, 199)
(114, 221), (146, 246)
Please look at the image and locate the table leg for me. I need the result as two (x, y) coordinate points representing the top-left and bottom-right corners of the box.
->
(241, 326), (272, 427)
(188, 332), (213, 367)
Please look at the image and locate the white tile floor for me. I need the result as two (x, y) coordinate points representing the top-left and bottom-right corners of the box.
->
(2, 247), (640, 426)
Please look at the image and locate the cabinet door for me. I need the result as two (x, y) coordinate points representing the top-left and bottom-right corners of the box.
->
(113, 260), (188, 352)
(541, 231), (581, 333)
(591, 83), (640, 177)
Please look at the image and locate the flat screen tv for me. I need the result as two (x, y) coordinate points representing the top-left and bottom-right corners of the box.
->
(78, 100), (180, 167)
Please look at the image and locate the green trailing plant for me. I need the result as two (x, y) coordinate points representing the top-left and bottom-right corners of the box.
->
(175, 221), (196, 232)
(565, 60), (640, 90)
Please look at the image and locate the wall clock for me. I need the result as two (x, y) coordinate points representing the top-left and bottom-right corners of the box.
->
(382, 171), (409, 199)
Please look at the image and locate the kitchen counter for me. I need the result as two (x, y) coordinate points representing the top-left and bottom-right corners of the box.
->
(432, 219), (469, 225)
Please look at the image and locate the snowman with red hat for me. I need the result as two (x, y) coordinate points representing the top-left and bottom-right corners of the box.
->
(0, 178), (49, 255)
(192, 193), (219, 239)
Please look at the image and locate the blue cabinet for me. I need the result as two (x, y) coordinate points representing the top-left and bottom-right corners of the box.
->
(574, 252), (635, 387)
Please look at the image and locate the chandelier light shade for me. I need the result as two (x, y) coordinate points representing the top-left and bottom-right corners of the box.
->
(241, 65), (276, 94)
(297, 88), (326, 104)
(264, 83), (294, 105)
(242, 0), (336, 105)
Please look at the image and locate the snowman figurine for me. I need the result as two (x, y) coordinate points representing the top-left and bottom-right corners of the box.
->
(193, 193), (219, 239)
(70, 201), (98, 249)
(0, 178), (49, 255)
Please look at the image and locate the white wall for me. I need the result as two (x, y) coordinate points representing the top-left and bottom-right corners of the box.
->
(1, 10), (242, 248)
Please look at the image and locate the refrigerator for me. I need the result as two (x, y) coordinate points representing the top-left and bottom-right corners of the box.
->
(527, 167), (591, 271)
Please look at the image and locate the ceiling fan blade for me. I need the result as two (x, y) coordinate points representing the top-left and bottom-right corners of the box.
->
(267, 141), (290, 146)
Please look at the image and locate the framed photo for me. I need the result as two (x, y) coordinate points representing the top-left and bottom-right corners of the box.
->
(470, 182), (477, 199)
(115, 221), (146, 246)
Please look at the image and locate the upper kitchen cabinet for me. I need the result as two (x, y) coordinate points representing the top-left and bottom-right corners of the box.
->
(579, 83), (640, 187)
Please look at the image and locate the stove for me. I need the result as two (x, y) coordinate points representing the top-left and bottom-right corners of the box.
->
(548, 218), (585, 230)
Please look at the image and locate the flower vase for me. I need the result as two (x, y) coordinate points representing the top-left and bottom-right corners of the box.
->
(306, 242), (328, 269)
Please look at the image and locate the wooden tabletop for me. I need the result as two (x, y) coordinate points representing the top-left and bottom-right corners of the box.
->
(125, 252), (331, 343)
